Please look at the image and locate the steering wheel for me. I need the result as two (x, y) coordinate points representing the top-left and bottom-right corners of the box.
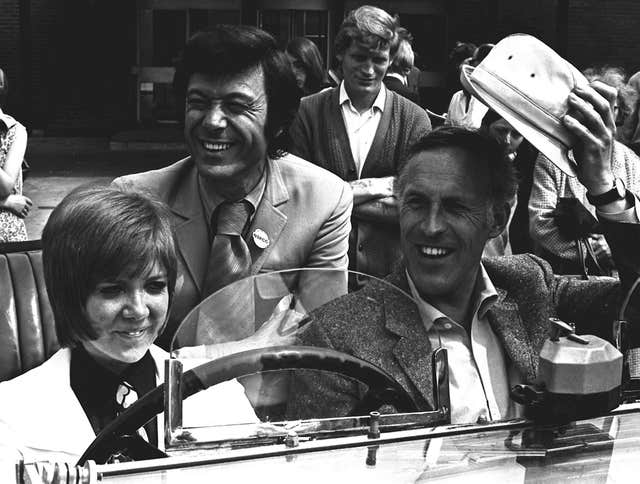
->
(78, 345), (418, 465)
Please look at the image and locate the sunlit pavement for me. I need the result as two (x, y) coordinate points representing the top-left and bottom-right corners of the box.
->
(22, 148), (186, 240)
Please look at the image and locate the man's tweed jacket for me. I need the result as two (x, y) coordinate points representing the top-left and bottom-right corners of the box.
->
(288, 220), (640, 419)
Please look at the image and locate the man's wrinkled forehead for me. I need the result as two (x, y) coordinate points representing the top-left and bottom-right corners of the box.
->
(399, 146), (491, 195)
(186, 65), (267, 99)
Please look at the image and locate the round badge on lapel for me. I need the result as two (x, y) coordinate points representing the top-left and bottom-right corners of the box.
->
(252, 229), (270, 249)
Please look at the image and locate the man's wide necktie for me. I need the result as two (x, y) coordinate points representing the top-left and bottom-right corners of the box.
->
(203, 200), (253, 298)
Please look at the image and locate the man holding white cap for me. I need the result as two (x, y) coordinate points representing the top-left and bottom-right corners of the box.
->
(287, 35), (640, 424)
(529, 122), (640, 276)
(458, 34), (640, 275)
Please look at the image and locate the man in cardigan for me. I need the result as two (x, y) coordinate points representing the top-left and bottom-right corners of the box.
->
(287, 83), (640, 424)
(288, 5), (431, 280)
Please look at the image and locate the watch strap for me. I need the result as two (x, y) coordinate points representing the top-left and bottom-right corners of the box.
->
(586, 177), (626, 206)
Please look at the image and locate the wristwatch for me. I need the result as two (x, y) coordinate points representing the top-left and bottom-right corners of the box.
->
(586, 177), (626, 206)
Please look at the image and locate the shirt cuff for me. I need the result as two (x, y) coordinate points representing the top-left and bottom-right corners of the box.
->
(596, 192), (640, 223)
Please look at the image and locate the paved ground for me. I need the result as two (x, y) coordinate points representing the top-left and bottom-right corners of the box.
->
(22, 148), (187, 240)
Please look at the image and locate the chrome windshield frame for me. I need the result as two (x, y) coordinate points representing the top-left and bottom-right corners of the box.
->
(163, 348), (451, 452)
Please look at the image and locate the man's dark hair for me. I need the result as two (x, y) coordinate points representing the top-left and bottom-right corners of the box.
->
(334, 5), (400, 59)
(480, 109), (503, 130)
(448, 42), (477, 67)
(470, 43), (495, 66)
(42, 185), (178, 348)
(398, 126), (517, 208)
(173, 25), (300, 158)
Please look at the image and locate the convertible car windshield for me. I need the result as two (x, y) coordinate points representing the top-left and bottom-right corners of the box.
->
(168, 268), (445, 432)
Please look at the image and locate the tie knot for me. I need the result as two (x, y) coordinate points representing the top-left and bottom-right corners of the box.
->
(215, 200), (252, 236)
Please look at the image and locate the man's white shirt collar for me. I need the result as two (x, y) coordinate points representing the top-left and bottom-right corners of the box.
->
(405, 264), (519, 424)
(406, 263), (499, 331)
(339, 81), (386, 114)
(386, 72), (407, 85)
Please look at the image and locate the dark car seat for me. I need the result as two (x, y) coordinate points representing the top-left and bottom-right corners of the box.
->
(0, 240), (59, 382)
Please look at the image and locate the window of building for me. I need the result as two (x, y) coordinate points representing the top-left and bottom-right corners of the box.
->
(152, 9), (240, 67)
(258, 9), (330, 67)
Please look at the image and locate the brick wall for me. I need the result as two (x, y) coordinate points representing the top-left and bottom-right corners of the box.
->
(567, 0), (640, 75)
(0, 0), (23, 117)
(449, 0), (494, 45)
(494, 0), (559, 47)
(447, 0), (560, 50)
(42, 0), (137, 135)
(29, 0), (56, 130)
(0, 0), (137, 135)
(446, 0), (640, 77)
(5, 0), (640, 135)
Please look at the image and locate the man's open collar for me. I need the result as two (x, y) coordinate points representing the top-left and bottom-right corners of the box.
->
(386, 72), (406, 85)
(405, 262), (499, 331)
(338, 81), (386, 113)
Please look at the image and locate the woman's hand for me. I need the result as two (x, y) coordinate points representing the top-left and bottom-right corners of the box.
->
(2, 194), (32, 218)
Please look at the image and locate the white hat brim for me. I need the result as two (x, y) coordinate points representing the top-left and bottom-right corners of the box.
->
(461, 64), (577, 177)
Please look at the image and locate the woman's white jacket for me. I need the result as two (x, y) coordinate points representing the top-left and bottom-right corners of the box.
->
(0, 346), (257, 463)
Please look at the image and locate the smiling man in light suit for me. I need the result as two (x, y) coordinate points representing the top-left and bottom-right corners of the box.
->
(113, 26), (351, 350)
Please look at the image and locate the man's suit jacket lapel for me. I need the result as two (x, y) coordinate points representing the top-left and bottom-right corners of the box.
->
(486, 288), (547, 383)
(168, 162), (209, 293)
(382, 275), (436, 409)
(246, 160), (288, 274)
(167, 158), (290, 287)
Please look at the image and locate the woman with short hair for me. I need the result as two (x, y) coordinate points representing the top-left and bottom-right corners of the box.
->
(0, 185), (257, 463)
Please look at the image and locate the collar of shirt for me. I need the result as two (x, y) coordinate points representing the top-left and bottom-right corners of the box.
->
(0, 108), (16, 131)
(385, 72), (407, 85)
(406, 263), (498, 332)
(70, 345), (158, 441)
(339, 81), (386, 115)
(71, 345), (122, 409)
(198, 162), (267, 232)
(405, 265), (519, 424)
